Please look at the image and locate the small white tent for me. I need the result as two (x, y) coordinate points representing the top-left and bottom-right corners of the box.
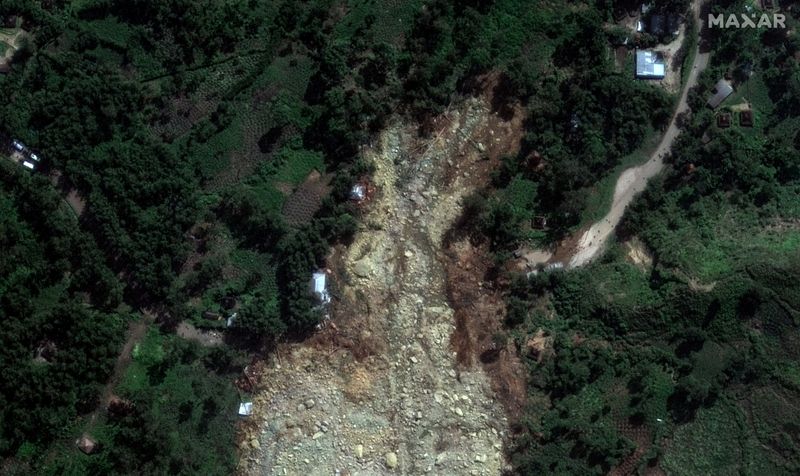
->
(238, 401), (253, 416)
(310, 271), (331, 304)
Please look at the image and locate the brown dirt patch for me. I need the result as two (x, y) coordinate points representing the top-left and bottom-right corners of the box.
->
(47, 169), (87, 217)
(176, 321), (223, 347)
(624, 236), (654, 269)
(438, 72), (527, 190)
(341, 364), (375, 402)
(444, 238), (527, 420)
(440, 74), (530, 420)
(64, 189), (86, 216)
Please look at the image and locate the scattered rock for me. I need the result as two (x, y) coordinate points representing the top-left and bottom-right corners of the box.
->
(250, 438), (260, 449)
(239, 104), (510, 476)
(385, 452), (398, 469)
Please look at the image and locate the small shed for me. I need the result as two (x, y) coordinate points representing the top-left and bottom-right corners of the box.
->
(75, 435), (98, 455)
(202, 310), (221, 320)
(544, 262), (564, 272)
(310, 271), (331, 304)
(740, 110), (754, 127)
(22, 161), (34, 170)
(717, 113), (731, 128)
(707, 79), (734, 109)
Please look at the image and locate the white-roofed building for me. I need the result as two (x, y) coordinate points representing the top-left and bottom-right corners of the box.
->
(310, 270), (331, 305)
(238, 401), (253, 416)
(22, 161), (34, 170)
(635, 50), (666, 79)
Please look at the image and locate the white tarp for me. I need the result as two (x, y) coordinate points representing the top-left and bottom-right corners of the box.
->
(311, 271), (331, 304)
(226, 312), (238, 328)
(349, 184), (366, 201)
(238, 401), (253, 416)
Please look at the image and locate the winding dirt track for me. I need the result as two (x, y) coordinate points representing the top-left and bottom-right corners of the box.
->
(569, 1), (709, 268)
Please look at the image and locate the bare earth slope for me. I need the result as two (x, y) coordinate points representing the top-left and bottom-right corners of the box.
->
(239, 97), (511, 476)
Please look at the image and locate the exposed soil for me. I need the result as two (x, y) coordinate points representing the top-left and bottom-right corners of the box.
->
(48, 169), (86, 217)
(624, 237), (654, 269)
(238, 90), (526, 475)
(176, 321), (224, 347)
(0, 28), (24, 67)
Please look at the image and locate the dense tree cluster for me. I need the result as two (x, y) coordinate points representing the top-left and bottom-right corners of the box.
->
(506, 7), (800, 474)
(0, 170), (123, 458)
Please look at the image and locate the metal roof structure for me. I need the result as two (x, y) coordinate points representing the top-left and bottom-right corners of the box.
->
(635, 50), (665, 79)
(238, 402), (253, 416)
(310, 271), (331, 304)
(707, 79), (734, 109)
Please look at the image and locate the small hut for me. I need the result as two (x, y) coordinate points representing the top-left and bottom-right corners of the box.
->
(75, 435), (98, 455)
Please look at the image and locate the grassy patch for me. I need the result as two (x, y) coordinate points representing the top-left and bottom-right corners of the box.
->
(272, 146), (325, 185)
(662, 402), (745, 475)
(579, 128), (661, 227)
(82, 17), (133, 48)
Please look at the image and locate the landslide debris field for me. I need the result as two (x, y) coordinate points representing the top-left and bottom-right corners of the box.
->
(238, 90), (526, 476)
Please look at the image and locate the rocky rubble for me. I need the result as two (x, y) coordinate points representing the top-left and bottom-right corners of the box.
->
(238, 98), (510, 476)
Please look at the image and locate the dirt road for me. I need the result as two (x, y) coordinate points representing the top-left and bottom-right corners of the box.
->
(568, 2), (709, 268)
(239, 98), (511, 476)
(84, 311), (155, 431)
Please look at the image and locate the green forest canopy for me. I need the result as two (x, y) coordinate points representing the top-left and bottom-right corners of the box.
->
(0, 0), (798, 474)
